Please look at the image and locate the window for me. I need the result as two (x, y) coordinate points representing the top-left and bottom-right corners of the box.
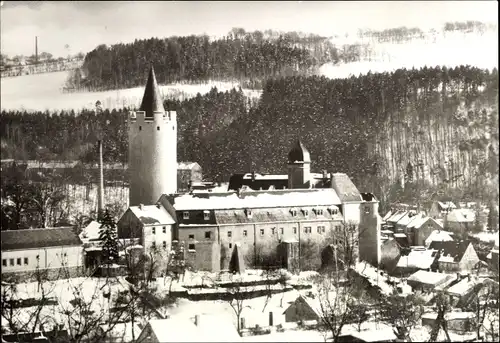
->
(157, 126), (160, 131)
(229, 243), (232, 249)
(304, 227), (311, 234)
(335, 225), (341, 231)
(293, 227), (297, 234)
(205, 231), (211, 239)
(10, 259), (14, 266)
(322, 226), (326, 233)
(189, 234), (195, 240)
(271, 228), (275, 235)
(183, 211), (189, 220)
(304, 210), (309, 217)
(291, 209), (297, 216)
(163, 241), (167, 249)
(364, 206), (370, 214)
(243, 230), (248, 237)
(36, 255), (40, 260)
(280, 228), (284, 235)
(246, 209), (252, 217)
(163, 227), (166, 234)
(2, 259), (6, 267)
(139, 126), (142, 131)
(204, 211), (210, 220)
(152, 227), (156, 234)
(188, 243), (196, 251)
(228, 231), (232, 238)
(260, 229), (265, 236)
(63, 253), (67, 257)
(152, 241), (156, 248)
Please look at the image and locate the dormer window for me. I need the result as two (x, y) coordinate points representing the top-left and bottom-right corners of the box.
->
(245, 209), (253, 218)
(183, 211), (189, 220)
(303, 209), (309, 217)
(317, 209), (323, 216)
(203, 210), (210, 221)
(290, 209), (297, 217)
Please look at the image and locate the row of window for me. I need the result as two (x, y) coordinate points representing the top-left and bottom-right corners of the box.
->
(3, 257), (29, 267)
(151, 227), (167, 235)
(151, 241), (168, 249)
(137, 125), (175, 131)
(185, 225), (343, 241)
(182, 208), (340, 221)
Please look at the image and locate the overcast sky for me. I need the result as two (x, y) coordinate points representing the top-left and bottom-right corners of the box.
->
(1, 1), (498, 57)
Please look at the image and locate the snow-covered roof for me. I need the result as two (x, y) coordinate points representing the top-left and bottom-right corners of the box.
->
(407, 270), (453, 286)
(99, 322), (142, 343)
(437, 201), (457, 210)
(397, 249), (437, 270)
(144, 315), (241, 342)
(177, 162), (201, 170)
(386, 210), (408, 223)
(129, 205), (175, 225)
(170, 188), (342, 211)
(408, 215), (441, 230)
(382, 210), (393, 222)
(396, 211), (419, 226)
(446, 209), (475, 223)
(446, 277), (481, 297)
(424, 230), (454, 247)
(80, 220), (101, 241)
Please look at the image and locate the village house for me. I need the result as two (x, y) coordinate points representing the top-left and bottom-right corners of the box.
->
(395, 247), (438, 276)
(1, 227), (83, 281)
(444, 208), (476, 236)
(421, 311), (476, 332)
(283, 294), (321, 323)
(445, 275), (499, 308)
(429, 201), (457, 219)
(405, 215), (444, 246)
(429, 240), (480, 273)
(486, 236), (499, 273)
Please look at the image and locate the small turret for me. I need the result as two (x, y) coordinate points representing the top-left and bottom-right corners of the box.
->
(287, 139), (311, 189)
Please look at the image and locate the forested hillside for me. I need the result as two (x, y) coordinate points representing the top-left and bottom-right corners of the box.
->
(79, 29), (338, 91)
(2, 65), (498, 209)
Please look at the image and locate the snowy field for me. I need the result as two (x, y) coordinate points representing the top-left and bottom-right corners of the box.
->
(320, 29), (498, 79)
(0, 71), (262, 112)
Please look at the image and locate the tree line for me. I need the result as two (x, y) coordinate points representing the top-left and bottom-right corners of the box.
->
(1, 65), (498, 209)
(78, 28), (339, 91)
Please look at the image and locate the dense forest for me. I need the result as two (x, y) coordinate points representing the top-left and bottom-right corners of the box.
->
(2, 65), (498, 210)
(77, 29), (339, 91)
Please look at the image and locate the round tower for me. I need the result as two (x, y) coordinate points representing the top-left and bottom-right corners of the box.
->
(287, 139), (311, 189)
(128, 66), (177, 206)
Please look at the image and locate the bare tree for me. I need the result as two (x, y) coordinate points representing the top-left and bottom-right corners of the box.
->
(429, 292), (452, 342)
(380, 289), (425, 341)
(226, 282), (252, 333)
(466, 281), (500, 341)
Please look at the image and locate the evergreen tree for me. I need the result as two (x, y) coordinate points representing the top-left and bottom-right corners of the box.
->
(98, 209), (119, 265)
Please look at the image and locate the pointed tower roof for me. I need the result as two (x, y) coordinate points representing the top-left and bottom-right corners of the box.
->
(288, 139), (311, 163)
(139, 66), (165, 117)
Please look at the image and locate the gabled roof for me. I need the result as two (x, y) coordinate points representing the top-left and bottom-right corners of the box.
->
(288, 140), (311, 163)
(139, 66), (165, 117)
(429, 240), (472, 263)
(396, 211), (419, 227)
(386, 210), (408, 224)
(129, 205), (175, 225)
(408, 216), (442, 230)
(80, 220), (101, 241)
(329, 173), (362, 202)
(382, 210), (393, 222)
(437, 201), (457, 211)
(446, 209), (475, 223)
(396, 248), (437, 270)
(425, 230), (454, 247)
(1, 227), (81, 251)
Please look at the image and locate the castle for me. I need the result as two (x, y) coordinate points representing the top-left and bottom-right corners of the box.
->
(118, 67), (382, 272)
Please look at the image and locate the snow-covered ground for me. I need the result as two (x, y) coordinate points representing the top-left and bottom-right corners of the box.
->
(0, 71), (262, 112)
(320, 29), (498, 79)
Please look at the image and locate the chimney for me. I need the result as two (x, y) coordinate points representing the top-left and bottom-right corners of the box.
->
(456, 272), (460, 281)
(322, 169), (328, 180)
(467, 274), (471, 282)
(97, 140), (105, 213)
(251, 171), (256, 182)
(194, 315), (200, 326)
(139, 203), (144, 211)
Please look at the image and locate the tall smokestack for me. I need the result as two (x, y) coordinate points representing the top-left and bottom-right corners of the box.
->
(35, 36), (38, 64)
(98, 140), (105, 213)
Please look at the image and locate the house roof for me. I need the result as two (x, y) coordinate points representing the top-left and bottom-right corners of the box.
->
(407, 215), (441, 230)
(214, 206), (343, 225)
(169, 188), (342, 211)
(396, 211), (419, 227)
(397, 249), (437, 270)
(446, 209), (475, 223)
(80, 220), (101, 241)
(288, 140), (311, 163)
(1, 227), (81, 251)
(329, 173), (362, 202)
(446, 277), (483, 297)
(382, 210), (393, 222)
(424, 230), (454, 247)
(386, 210), (408, 224)
(394, 233), (409, 248)
(129, 205), (175, 225)
(437, 201), (457, 211)
(143, 314), (241, 342)
(407, 270), (453, 286)
(139, 66), (165, 117)
(429, 240), (472, 263)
